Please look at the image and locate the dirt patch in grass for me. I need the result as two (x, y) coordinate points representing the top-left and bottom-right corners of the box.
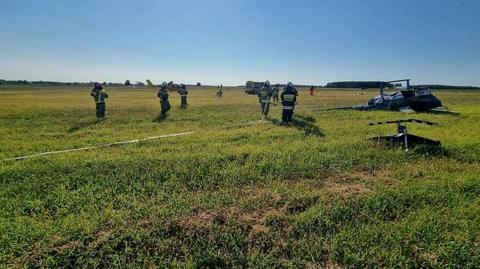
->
(169, 174), (383, 237)
(169, 202), (291, 238)
(12, 235), (83, 267)
(86, 230), (114, 252)
(323, 167), (396, 197)
(176, 209), (218, 232)
(327, 167), (396, 185)
(323, 182), (372, 199)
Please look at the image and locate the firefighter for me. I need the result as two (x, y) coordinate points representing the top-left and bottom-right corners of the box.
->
(158, 82), (171, 115)
(272, 84), (280, 104)
(167, 81), (175, 91)
(281, 82), (298, 124)
(90, 82), (108, 120)
(258, 80), (272, 119)
(178, 84), (188, 108)
(216, 84), (224, 98)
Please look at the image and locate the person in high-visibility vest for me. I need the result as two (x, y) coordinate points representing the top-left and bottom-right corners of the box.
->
(272, 84), (280, 105)
(158, 82), (171, 115)
(216, 84), (224, 98)
(90, 82), (109, 120)
(178, 84), (188, 108)
(281, 82), (298, 124)
(258, 80), (272, 120)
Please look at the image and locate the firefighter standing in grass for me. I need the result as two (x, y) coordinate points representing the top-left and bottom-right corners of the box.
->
(281, 82), (298, 124)
(158, 82), (171, 115)
(272, 84), (280, 104)
(258, 80), (272, 120)
(178, 84), (188, 108)
(90, 82), (108, 120)
(216, 84), (224, 98)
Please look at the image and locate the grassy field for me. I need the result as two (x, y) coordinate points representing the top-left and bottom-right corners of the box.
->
(0, 85), (479, 268)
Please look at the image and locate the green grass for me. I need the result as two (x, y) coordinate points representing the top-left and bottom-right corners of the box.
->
(0, 86), (479, 268)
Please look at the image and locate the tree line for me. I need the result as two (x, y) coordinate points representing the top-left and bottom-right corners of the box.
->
(2, 79), (478, 90)
(326, 81), (479, 90)
(0, 79), (125, 86)
(326, 81), (395, 88)
(414, 84), (480, 90)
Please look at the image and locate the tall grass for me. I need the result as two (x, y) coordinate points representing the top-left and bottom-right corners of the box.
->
(0, 86), (479, 267)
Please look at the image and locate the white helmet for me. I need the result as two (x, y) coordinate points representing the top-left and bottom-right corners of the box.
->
(264, 80), (270, 86)
(287, 82), (294, 87)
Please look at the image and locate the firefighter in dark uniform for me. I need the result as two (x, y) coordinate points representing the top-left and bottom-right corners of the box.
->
(178, 84), (188, 108)
(158, 82), (171, 115)
(90, 82), (108, 120)
(281, 82), (298, 124)
(258, 80), (272, 119)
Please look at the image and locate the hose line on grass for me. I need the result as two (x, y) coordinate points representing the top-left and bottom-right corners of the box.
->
(2, 120), (269, 162)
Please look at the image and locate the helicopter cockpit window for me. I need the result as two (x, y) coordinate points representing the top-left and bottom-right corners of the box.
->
(401, 90), (415, 98)
(415, 88), (432, 96)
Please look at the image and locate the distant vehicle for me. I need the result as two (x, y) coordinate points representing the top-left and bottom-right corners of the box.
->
(325, 79), (453, 114)
(245, 81), (264, 95)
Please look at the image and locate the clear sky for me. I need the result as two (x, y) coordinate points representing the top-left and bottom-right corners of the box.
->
(1, 0), (479, 86)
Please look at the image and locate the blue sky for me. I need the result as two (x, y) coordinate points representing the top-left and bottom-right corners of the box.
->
(1, 0), (479, 86)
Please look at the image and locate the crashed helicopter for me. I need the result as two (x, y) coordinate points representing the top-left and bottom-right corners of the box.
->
(325, 79), (454, 114)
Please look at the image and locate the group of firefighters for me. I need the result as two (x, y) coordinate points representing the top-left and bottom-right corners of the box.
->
(257, 81), (298, 124)
(90, 81), (302, 124)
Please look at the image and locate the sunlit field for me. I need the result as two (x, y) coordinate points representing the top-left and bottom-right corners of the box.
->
(1, 85), (479, 268)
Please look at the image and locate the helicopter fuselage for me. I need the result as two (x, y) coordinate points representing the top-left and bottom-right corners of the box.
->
(367, 89), (442, 111)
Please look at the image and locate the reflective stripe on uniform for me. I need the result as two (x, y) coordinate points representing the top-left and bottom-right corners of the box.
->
(261, 100), (270, 103)
(283, 106), (294, 110)
(283, 94), (295, 101)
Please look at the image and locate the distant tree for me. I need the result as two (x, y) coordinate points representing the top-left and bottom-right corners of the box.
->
(102, 82), (107, 86)
(135, 81), (145, 87)
(326, 81), (393, 89)
(196, 82), (202, 86)
(14, 80), (29, 85)
(124, 80), (131, 86)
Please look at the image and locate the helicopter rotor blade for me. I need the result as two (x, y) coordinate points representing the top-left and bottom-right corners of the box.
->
(368, 120), (402, 126)
(368, 119), (439, 126)
(405, 119), (439, 125)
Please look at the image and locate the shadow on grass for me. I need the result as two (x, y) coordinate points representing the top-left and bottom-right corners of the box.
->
(295, 114), (316, 123)
(68, 119), (99, 133)
(410, 144), (449, 157)
(153, 113), (169, 123)
(268, 114), (325, 137)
